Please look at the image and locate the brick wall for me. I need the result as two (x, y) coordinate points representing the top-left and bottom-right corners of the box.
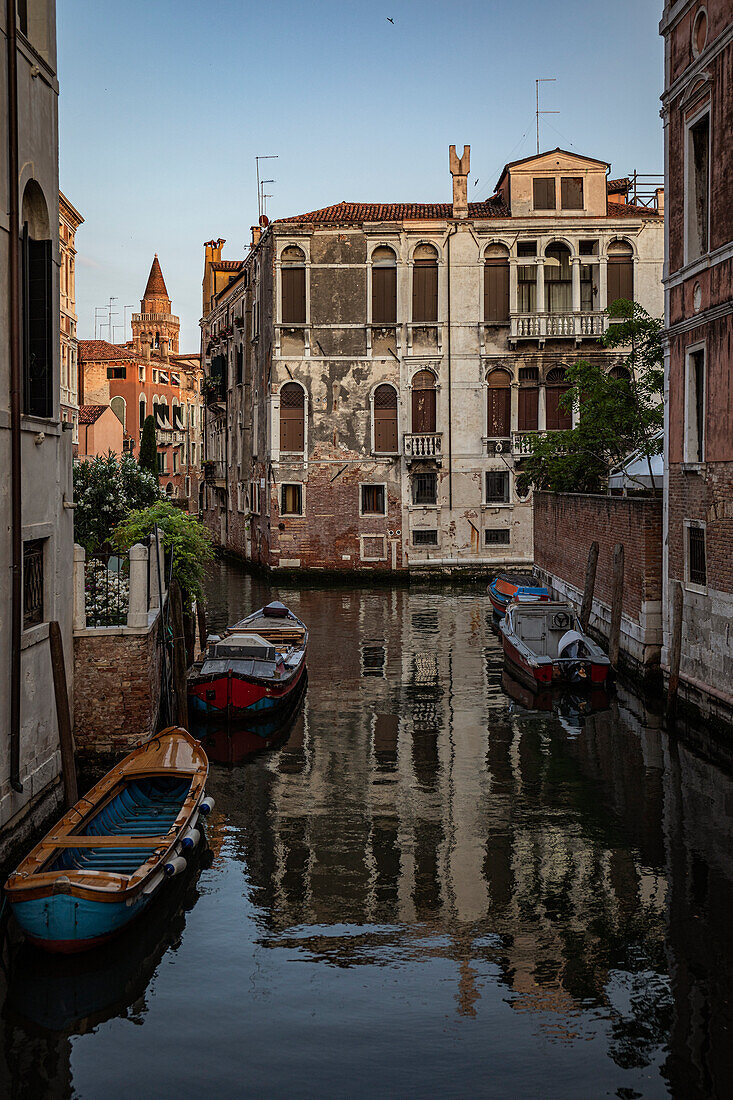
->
(533, 492), (663, 672)
(73, 616), (162, 755)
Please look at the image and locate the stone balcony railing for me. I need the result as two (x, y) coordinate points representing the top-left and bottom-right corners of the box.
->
(511, 430), (544, 456)
(132, 312), (179, 325)
(404, 432), (443, 460)
(511, 311), (608, 340)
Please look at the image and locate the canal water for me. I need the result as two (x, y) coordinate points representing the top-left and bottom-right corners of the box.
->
(2, 559), (733, 1098)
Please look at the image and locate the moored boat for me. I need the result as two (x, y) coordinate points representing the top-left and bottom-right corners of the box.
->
(499, 600), (610, 689)
(488, 572), (550, 618)
(4, 728), (210, 953)
(188, 601), (307, 723)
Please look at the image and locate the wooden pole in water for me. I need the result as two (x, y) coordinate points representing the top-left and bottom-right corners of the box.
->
(196, 598), (207, 654)
(580, 541), (599, 632)
(609, 543), (625, 672)
(667, 579), (684, 718)
(170, 580), (189, 729)
(48, 621), (78, 807)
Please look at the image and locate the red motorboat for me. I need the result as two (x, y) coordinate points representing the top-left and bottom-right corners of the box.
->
(499, 600), (610, 689)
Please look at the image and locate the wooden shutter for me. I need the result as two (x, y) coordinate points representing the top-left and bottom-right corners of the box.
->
(487, 387), (511, 437)
(533, 178), (556, 210)
(23, 234), (53, 418)
(561, 177), (584, 209)
(608, 258), (633, 307)
(412, 261), (438, 322)
(280, 383), (304, 451)
(546, 386), (572, 430)
(518, 387), (538, 430)
(372, 266), (396, 323)
(374, 385), (398, 452)
(484, 261), (509, 322)
(412, 389), (436, 433)
(282, 267), (305, 324)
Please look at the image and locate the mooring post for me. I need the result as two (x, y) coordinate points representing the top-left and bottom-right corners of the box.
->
(666, 579), (684, 719)
(609, 543), (625, 671)
(196, 598), (207, 655)
(49, 621), (78, 808)
(170, 579), (189, 729)
(580, 540), (599, 632)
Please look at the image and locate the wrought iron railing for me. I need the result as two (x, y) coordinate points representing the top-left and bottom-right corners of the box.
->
(84, 549), (130, 627)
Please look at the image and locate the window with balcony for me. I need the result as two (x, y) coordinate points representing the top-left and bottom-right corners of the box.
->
(533, 178), (556, 210)
(412, 472), (437, 505)
(281, 246), (306, 324)
(280, 382), (305, 452)
(486, 369), (511, 438)
(372, 246), (397, 324)
(561, 177), (583, 209)
(517, 242), (537, 312)
(281, 483), (303, 516)
(412, 244), (439, 323)
(545, 367), (572, 430)
(373, 384), (398, 453)
(686, 111), (710, 262)
(484, 244), (510, 323)
(361, 484), (386, 516)
(545, 244), (572, 313)
(607, 240), (634, 306)
(411, 370), (436, 433)
(485, 471), (509, 503)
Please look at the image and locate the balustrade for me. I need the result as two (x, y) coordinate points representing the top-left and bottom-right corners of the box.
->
(404, 433), (442, 459)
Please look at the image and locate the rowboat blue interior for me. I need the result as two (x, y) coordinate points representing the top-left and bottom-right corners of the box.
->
(46, 777), (190, 876)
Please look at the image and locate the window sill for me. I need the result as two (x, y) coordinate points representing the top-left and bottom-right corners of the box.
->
(360, 513), (388, 520)
(482, 502), (513, 510)
(371, 452), (400, 458)
(681, 462), (705, 474)
(408, 503), (439, 511)
(685, 581), (708, 596)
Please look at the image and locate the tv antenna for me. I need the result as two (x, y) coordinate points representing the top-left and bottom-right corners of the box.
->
(536, 78), (558, 154)
(256, 155), (278, 220)
(260, 179), (275, 219)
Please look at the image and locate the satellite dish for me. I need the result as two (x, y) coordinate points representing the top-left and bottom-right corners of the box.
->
(259, 214), (270, 228)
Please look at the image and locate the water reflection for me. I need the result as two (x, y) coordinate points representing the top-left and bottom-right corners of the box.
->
(1, 563), (733, 1097)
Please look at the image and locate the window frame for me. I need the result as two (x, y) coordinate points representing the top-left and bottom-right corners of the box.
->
(411, 471), (438, 507)
(560, 176), (584, 210)
(22, 538), (45, 630)
(685, 519), (707, 593)
(372, 383), (399, 455)
(412, 528), (439, 548)
(532, 177), (556, 211)
(280, 482), (304, 517)
(683, 342), (706, 464)
(360, 483), (387, 517)
(485, 469), (510, 505)
(684, 105), (711, 266)
(484, 528), (511, 546)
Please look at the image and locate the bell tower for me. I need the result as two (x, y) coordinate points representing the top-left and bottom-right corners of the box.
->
(132, 254), (180, 359)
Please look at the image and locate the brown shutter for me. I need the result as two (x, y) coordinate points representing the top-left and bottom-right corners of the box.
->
(372, 266), (396, 324)
(546, 386), (572, 430)
(484, 261), (509, 322)
(561, 177), (584, 209)
(374, 384), (398, 452)
(282, 267), (305, 324)
(533, 178), (556, 210)
(412, 389), (436, 433)
(518, 387), (538, 430)
(607, 259), (633, 306)
(487, 387), (511, 437)
(280, 383), (305, 451)
(413, 261), (438, 322)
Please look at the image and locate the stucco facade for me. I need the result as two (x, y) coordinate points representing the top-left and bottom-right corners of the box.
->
(59, 190), (83, 448)
(660, 0), (733, 727)
(0, 0), (74, 855)
(201, 147), (663, 574)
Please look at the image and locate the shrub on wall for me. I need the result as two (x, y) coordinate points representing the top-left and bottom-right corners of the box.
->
(73, 452), (161, 552)
(113, 500), (213, 608)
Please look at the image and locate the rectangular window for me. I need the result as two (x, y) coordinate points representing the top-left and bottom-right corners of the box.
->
(282, 267), (306, 324)
(517, 263), (537, 313)
(412, 261), (438, 323)
(485, 471), (510, 503)
(485, 528), (510, 545)
(561, 177), (584, 209)
(23, 539), (45, 629)
(686, 112), (710, 261)
(21, 233), (53, 418)
(484, 261), (510, 323)
(236, 346), (243, 385)
(281, 483), (303, 516)
(372, 266), (397, 324)
(157, 452), (166, 474)
(158, 371), (169, 385)
(685, 347), (706, 462)
(361, 484), (386, 515)
(688, 525), (706, 586)
(138, 366), (145, 382)
(413, 529), (438, 547)
(152, 369), (159, 383)
(170, 373), (180, 387)
(518, 387), (539, 430)
(106, 366), (126, 379)
(412, 472), (437, 505)
(607, 259), (634, 306)
(532, 178), (556, 210)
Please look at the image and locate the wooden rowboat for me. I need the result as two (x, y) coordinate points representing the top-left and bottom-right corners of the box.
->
(488, 572), (550, 618)
(3, 727), (210, 953)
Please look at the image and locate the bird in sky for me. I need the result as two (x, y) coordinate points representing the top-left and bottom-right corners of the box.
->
(387, 17), (394, 23)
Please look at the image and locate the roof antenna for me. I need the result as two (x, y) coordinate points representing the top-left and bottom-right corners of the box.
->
(536, 78), (558, 154)
(255, 155), (278, 221)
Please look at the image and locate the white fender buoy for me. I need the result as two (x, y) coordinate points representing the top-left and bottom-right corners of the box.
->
(181, 827), (201, 852)
(163, 855), (187, 877)
(199, 796), (215, 816)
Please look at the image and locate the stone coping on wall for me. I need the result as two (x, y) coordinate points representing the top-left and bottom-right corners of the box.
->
(73, 606), (161, 639)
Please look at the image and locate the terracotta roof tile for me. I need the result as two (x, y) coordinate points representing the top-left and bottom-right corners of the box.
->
(143, 254), (169, 300)
(275, 198), (509, 224)
(78, 405), (109, 424)
(78, 340), (131, 362)
(607, 177), (630, 194)
(607, 200), (662, 218)
(211, 260), (243, 271)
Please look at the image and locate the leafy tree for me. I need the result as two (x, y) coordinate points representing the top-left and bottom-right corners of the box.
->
(516, 301), (663, 496)
(73, 452), (161, 552)
(113, 500), (213, 608)
(138, 414), (159, 477)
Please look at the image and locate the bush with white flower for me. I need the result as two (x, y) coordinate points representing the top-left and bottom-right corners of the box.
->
(74, 452), (161, 553)
(85, 555), (130, 627)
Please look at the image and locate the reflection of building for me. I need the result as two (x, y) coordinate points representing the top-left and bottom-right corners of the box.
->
(59, 191), (83, 447)
(78, 256), (203, 507)
(660, 1), (733, 727)
(200, 146), (662, 573)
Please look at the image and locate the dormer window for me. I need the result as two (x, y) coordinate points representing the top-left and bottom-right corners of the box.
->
(533, 178), (556, 210)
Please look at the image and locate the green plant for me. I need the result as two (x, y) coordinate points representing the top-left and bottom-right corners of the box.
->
(516, 301), (664, 496)
(73, 452), (161, 552)
(138, 414), (159, 477)
(113, 500), (213, 607)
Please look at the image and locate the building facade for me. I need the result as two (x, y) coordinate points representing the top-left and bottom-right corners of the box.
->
(0, 0), (74, 855)
(201, 146), (663, 574)
(660, 0), (733, 726)
(78, 255), (204, 507)
(59, 190), (83, 447)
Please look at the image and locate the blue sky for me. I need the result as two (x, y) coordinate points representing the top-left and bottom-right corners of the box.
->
(58, 0), (664, 351)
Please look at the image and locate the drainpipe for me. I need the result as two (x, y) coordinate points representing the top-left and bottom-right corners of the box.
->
(7, 0), (23, 791)
(446, 223), (458, 510)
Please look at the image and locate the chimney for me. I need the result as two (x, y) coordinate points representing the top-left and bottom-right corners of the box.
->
(251, 225), (261, 247)
(449, 145), (470, 219)
(655, 187), (665, 216)
(161, 335), (169, 362)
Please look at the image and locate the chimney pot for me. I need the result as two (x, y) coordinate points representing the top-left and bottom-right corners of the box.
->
(251, 225), (262, 246)
(655, 187), (665, 216)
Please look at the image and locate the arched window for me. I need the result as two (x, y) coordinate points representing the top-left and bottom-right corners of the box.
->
(372, 246), (397, 324)
(546, 367), (572, 430)
(484, 244), (510, 323)
(607, 240), (634, 307)
(139, 397), (147, 433)
(280, 382), (305, 452)
(155, 331), (160, 349)
(545, 243), (572, 313)
(610, 365), (632, 382)
(281, 246), (306, 324)
(487, 369), (511, 438)
(21, 180), (53, 418)
(166, 482), (173, 497)
(411, 370), (436, 433)
(373, 384), (398, 453)
(518, 367), (539, 431)
(110, 396), (126, 429)
(412, 244), (438, 323)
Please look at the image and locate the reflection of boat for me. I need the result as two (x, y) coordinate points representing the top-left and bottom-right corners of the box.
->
(499, 600), (610, 688)
(196, 677), (306, 765)
(188, 601), (307, 722)
(4, 729), (210, 953)
(488, 573), (550, 617)
(501, 670), (610, 719)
